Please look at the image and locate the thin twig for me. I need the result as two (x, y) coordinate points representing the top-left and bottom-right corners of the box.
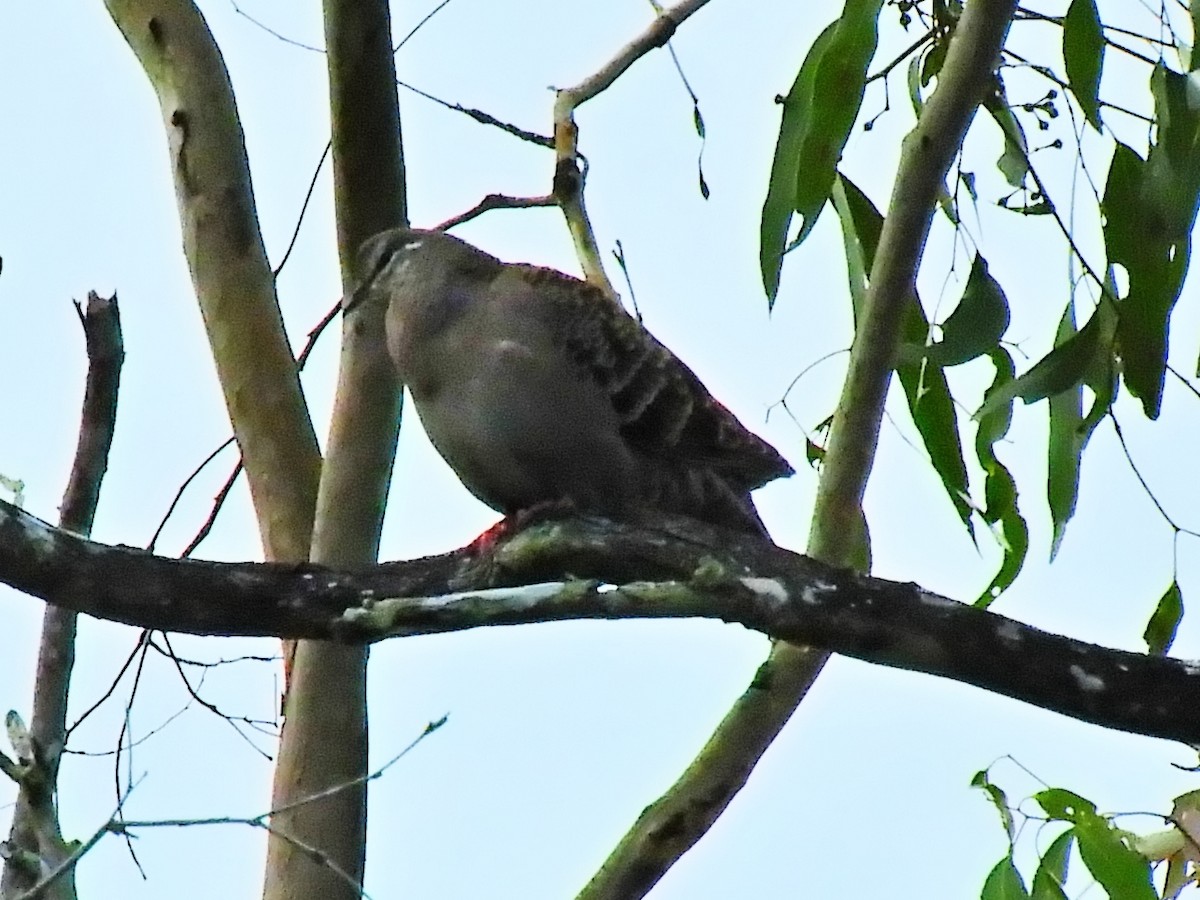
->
(297, 302), (343, 369)
(610, 240), (642, 322)
(148, 438), (236, 552)
(65, 636), (146, 740)
(1109, 413), (1200, 539)
(393, 0), (453, 54)
(274, 141), (332, 277)
(396, 80), (553, 148)
(67, 720), (444, 900)
(228, 1), (323, 52)
(436, 193), (556, 231)
(10, 777), (145, 900)
(180, 460), (244, 559)
(168, 300), (337, 560)
(112, 635), (152, 876)
(158, 633), (276, 756)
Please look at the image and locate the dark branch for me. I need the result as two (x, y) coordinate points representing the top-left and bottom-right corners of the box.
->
(0, 500), (1196, 744)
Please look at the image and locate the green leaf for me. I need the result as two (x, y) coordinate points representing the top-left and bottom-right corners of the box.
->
(984, 84), (1030, 189)
(981, 856), (1029, 900)
(1148, 66), (1200, 232)
(760, 23), (836, 302)
(1143, 581), (1183, 655)
(1030, 830), (1072, 900)
(830, 175), (876, 320)
(974, 302), (1112, 423)
(921, 32), (949, 87)
(924, 255), (1011, 367)
(961, 170), (978, 201)
(897, 316), (973, 536)
(1062, 0), (1104, 131)
(975, 349), (1029, 605)
(1074, 816), (1157, 900)
(906, 54), (926, 119)
(1104, 143), (1175, 417)
(847, 506), (872, 572)
(695, 104), (710, 199)
(1046, 303), (1116, 559)
(834, 174), (973, 537)
(791, 1), (884, 244)
(972, 770), (1016, 843)
(975, 350), (1015, 459)
(805, 436), (825, 468)
(1034, 788), (1096, 822)
(1104, 67), (1200, 414)
(1191, 5), (1200, 71)
(759, 1), (884, 303)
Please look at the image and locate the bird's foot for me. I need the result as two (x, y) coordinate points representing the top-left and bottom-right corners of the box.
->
(464, 518), (511, 555)
(511, 497), (578, 530)
(464, 499), (579, 556)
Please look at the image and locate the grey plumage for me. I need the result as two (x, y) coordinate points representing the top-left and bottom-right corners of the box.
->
(347, 228), (792, 535)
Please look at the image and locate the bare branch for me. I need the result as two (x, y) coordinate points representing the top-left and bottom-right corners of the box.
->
(2, 292), (124, 900)
(396, 80), (554, 148)
(104, 0), (323, 564)
(436, 193), (556, 231)
(554, 0), (711, 111)
(9, 777), (143, 900)
(551, 0), (712, 293)
(1, 500), (1197, 746)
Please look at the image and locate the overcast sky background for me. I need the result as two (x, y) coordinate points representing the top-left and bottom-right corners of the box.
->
(2, 2), (1199, 897)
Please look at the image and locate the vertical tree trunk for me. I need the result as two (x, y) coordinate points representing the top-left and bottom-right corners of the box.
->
(261, 2), (407, 898)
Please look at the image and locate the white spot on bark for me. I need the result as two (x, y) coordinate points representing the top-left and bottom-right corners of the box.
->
(393, 581), (568, 612)
(996, 620), (1023, 644)
(1069, 664), (1105, 693)
(26, 521), (58, 559)
(740, 577), (788, 608)
(799, 580), (836, 605)
(916, 589), (960, 609)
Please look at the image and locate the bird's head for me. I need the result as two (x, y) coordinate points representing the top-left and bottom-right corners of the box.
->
(342, 228), (497, 315)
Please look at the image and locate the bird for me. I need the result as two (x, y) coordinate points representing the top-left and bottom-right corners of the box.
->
(345, 228), (792, 536)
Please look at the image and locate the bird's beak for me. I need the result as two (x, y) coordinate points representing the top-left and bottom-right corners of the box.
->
(341, 283), (368, 315)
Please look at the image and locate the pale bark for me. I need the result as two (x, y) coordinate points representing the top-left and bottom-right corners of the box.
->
(262, 1), (407, 897)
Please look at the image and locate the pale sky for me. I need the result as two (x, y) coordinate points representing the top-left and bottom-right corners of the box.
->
(1, 2), (1198, 898)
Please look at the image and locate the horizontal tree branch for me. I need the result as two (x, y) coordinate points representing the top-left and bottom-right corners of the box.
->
(1, 498), (1196, 744)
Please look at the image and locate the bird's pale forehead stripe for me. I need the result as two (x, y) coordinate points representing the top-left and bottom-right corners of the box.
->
(402, 240), (423, 251)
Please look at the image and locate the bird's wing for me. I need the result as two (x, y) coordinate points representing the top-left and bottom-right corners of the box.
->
(496, 264), (793, 494)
